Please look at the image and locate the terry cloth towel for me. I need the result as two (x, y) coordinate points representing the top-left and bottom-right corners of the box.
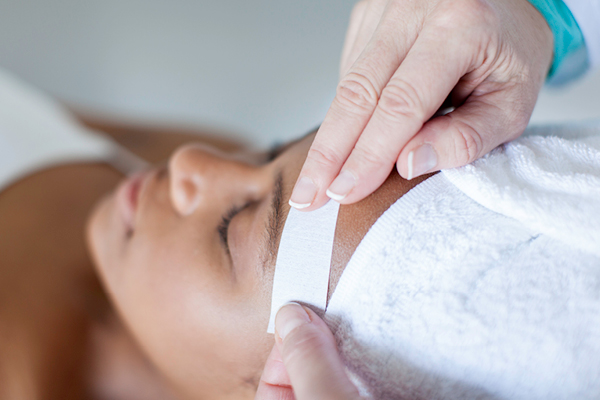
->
(325, 122), (600, 400)
(444, 121), (600, 256)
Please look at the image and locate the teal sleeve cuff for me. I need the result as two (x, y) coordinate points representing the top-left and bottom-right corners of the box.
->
(527, 0), (588, 84)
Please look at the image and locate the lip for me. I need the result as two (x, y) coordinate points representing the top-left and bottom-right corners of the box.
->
(116, 171), (148, 233)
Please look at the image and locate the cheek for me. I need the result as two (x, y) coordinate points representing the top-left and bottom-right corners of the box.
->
(111, 237), (212, 389)
(89, 187), (276, 396)
(110, 231), (273, 396)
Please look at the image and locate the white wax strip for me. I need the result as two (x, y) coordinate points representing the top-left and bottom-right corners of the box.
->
(267, 200), (340, 333)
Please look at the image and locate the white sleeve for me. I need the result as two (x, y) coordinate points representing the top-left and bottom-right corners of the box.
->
(562, 0), (600, 69)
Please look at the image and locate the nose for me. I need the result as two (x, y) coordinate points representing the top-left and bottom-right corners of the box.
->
(168, 144), (266, 216)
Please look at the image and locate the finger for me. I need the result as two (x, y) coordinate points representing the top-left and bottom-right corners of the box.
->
(289, 8), (421, 211)
(325, 24), (472, 204)
(254, 384), (294, 400)
(340, 0), (369, 80)
(449, 68), (495, 108)
(340, 0), (387, 79)
(275, 303), (361, 400)
(343, 0), (423, 79)
(397, 89), (530, 178)
(255, 345), (295, 400)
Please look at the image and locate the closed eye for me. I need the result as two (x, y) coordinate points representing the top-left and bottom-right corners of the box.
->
(217, 203), (248, 255)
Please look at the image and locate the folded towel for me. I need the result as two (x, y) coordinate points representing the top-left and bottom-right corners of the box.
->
(325, 122), (600, 400)
(444, 121), (600, 256)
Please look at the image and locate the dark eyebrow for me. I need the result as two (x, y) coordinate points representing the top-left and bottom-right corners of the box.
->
(260, 125), (318, 269)
(262, 170), (285, 271)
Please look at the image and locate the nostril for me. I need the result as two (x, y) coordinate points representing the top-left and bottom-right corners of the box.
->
(172, 175), (202, 216)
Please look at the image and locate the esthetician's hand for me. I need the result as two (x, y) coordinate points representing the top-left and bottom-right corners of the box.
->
(255, 303), (361, 400)
(289, 0), (553, 210)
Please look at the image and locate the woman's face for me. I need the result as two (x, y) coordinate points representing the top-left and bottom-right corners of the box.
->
(87, 134), (313, 399)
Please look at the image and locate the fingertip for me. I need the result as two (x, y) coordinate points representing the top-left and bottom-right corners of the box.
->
(277, 306), (361, 400)
(396, 149), (417, 180)
(288, 199), (311, 210)
(289, 191), (335, 212)
(325, 170), (356, 202)
(261, 345), (291, 387)
(325, 188), (345, 202)
(254, 381), (294, 400)
(276, 305), (334, 346)
(301, 307), (333, 335)
(396, 161), (408, 180)
(275, 302), (311, 341)
(406, 150), (414, 180)
(400, 143), (438, 180)
(289, 176), (318, 210)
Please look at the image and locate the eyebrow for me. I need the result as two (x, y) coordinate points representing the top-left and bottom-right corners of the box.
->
(262, 170), (285, 272)
(260, 126), (318, 270)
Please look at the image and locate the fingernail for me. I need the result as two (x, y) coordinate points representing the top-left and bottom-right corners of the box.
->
(289, 177), (317, 209)
(407, 144), (437, 180)
(326, 170), (356, 201)
(275, 302), (311, 340)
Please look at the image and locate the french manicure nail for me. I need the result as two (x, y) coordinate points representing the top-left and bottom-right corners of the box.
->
(407, 144), (437, 180)
(326, 170), (356, 201)
(289, 176), (317, 209)
(275, 302), (311, 340)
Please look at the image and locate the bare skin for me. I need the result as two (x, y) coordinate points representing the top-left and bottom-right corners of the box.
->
(330, 164), (430, 299)
(88, 127), (431, 399)
(291, 0), (553, 211)
(0, 115), (430, 399)
(0, 118), (238, 400)
(0, 163), (119, 400)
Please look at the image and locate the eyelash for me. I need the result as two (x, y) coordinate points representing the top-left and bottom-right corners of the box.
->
(217, 203), (248, 255)
(216, 146), (279, 252)
(217, 146), (281, 255)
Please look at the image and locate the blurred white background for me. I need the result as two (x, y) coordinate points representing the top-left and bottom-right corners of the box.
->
(1, 0), (599, 148)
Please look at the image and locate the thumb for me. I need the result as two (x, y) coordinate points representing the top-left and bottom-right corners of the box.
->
(255, 344), (294, 400)
(397, 94), (529, 179)
(274, 303), (361, 400)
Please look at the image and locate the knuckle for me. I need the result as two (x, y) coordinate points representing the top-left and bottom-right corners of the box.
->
(452, 120), (483, 165)
(305, 145), (344, 169)
(352, 142), (393, 169)
(435, 0), (498, 32)
(459, 0), (498, 27)
(336, 72), (380, 112)
(378, 79), (425, 121)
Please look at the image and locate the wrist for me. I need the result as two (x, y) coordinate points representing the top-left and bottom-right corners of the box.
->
(526, 0), (588, 84)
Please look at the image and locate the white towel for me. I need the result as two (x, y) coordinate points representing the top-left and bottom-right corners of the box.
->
(0, 68), (147, 192)
(325, 123), (600, 400)
(444, 122), (600, 256)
